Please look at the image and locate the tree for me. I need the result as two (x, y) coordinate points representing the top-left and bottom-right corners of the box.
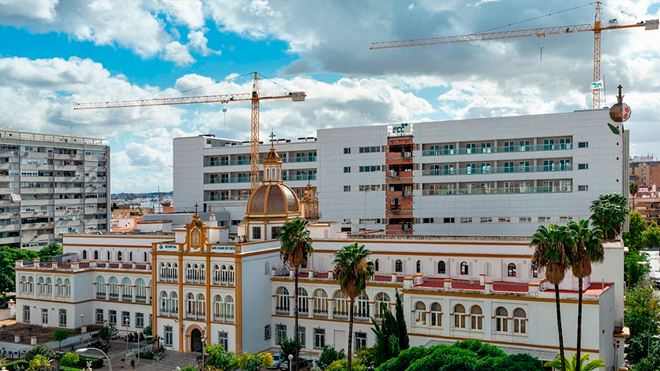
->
(567, 220), (603, 371)
(544, 354), (605, 371)
(278, 336), (301, 361)
(630, 182), (639, 211)
(142, 325), (152, 337)
(327, 358), (367, 371)
(53, 328), (69, 350)
(278, 217), (314, 370)
(531, 224), (573, 371)
(317, 346), (346, 370)
(589, 193), (629, 240)
(624, 211), (648, 252)
(205, 343), (237, 371)
(37, 243), (62, 262)
(370, 290), (408, 366)
(22, 344), (57, 362)
(624, 281), (660, 365)
(60, 352), (79, 366)
(28, 354), (52, 371)
(625, 250), (651, 288)
(0, 246), (38, 302)
(393, 290), (409, 351)
(642, 222), (660, 248)
(333, 243), (375, 371)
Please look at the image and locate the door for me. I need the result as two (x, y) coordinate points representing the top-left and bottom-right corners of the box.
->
(333, 330), (347, 352)
(190, 328), (202, 352)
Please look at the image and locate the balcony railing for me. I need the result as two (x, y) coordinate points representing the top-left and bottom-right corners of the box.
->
(422, 143), (571, 157)
(422, 185), (572, 196)
(422, 164), (572, 176)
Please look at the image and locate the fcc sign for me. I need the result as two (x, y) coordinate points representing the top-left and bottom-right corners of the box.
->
(391, 122), (412, 135)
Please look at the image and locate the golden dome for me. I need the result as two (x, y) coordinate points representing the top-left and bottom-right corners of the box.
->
(263, 147), (281, 164)
(246, 183), (300, 216)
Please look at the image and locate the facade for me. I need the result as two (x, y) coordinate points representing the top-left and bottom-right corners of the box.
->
(0, 129), (111, 249)
(630, 156), (660, 189)
(174, 109), (627, 237)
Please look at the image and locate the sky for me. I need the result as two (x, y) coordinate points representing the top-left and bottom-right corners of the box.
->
(0, 0), (659, 194)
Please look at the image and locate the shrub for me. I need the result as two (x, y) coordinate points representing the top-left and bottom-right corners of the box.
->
(60, 352), (80, 366)
(23, 344), (57, 362)
(76, 355), (104, 369)
(317, 345), (346, 370)
(1, 360), (28, 371)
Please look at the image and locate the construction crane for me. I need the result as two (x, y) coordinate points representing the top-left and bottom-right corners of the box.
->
(370, 2), (658, 109)
(75, 72), (306, 190)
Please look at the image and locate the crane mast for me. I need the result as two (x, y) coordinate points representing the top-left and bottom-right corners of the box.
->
(370, 2), (659, 109)
(75, 72), (306, 190)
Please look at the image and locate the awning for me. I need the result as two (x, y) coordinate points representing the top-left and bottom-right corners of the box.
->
(10, 193), (22, 202)
(423, 339), (557, 361)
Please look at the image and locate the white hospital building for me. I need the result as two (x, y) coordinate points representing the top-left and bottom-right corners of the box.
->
(14, 136), (627, 370)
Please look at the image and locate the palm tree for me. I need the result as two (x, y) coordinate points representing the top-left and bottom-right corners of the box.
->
(589, 193), (629, 240)
(333, 243), (375, 371)
(544, 353), (606, 371)
(630, 182), (639, 211)
(531, 224), (573, 371)
(567, 220), (604, 371)
(278, 217), (314, 371)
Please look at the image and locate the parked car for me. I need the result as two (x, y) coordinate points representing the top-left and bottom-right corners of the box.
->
(267, 353), (283, 369)
(278, 358), (309, 371)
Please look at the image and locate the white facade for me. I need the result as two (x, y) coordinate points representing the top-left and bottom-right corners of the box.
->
(0, 129), (111, 249)
(173, 109), (627, 236)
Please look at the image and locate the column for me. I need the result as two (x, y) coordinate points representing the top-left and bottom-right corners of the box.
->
(131, 285), (136, 302)
(272, 295), (277, 315)
(308, 297), (314, 318)
(328, 299), (334, 320)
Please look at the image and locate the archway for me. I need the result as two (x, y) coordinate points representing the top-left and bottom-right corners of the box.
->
(190, 328), (203, 352)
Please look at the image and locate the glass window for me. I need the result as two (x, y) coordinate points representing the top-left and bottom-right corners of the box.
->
(454, 304), (466, 329)
(122, 311), (130, 327)
(470, 305), (483, 330)
(42, 309), (48, 325)
(164, 326), (173, 346)
(23, 306), (30, 323)
(495, 307), (508, 332)
(414, 302), (426, 325)
(95, 309), (104, 325)
(276, 324), (287, 342)
(507, 263), (517, 277)
(59, 309), (67, 327)
(109, 310), (117, 325)
(395, 259), (403, 273)
(460, 262), (469, 275)
(264, 325), (271, 340)
(438, 261), (446, 274)
(136, 313), (144, 328)
(218, 331), (229, 350)
(513, 308), (527, 334)
(314, 328), (325, 349)
(430, 303), (442, 327)
(355, 332), (367, 351)
(298, 327), (306, 348)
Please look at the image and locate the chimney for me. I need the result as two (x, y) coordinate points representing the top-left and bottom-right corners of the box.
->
(289, 268), (295, 278)
(484, 281), (493, 294)
(444, 279), (452, 291)
(308, 268), (314, 279)
(528, 282), (540, 296)
(403, 277), (413, 289)
(391, 272), (398, 283)
(327, 269), (334, 280)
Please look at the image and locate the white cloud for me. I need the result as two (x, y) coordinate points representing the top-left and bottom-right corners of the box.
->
(0, 0), (58, 23)
(187, 30), (221, 56)
(163, 41), (196, 66)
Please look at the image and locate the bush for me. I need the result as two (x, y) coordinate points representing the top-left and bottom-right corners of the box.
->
(138, 351), (155, 360)
(317, 345), (346, 370)
(60, 352), (80, 366)
(23, 344), (57, 362)
(327, 358), (367, 371)
(1, 360), (28, 371)
(76, 355), (104, 369)
(377, 346), (429, 371)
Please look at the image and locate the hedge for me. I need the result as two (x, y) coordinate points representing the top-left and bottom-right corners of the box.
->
(1, 360), (28, 371)
(76, 355), (104, 369)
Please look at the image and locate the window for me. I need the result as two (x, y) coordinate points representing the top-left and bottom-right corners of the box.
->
(430, 303), (442, 327)
(298, 327), (306, 348)
(252, 226), (261, 239)
(59, 309), (67, 327)
(465, 143), (476, 154)
(164, 326), (173, 346)
(355, 332), (367, 351)
(82, 250), (87, 259)
(109, 310), (117, 325)
(438, 261), (446, 274)
(298, 288), (309, 315)
(218, 331), (229, 350)
(95, 309), (104, 325)
(374, 259), (380, 272)
(313, 289), (329, 317)
(343, 148), (351, 154)
(414, 302), (426, 325)
(135, 313), (144, 328)
(578, 185), (588, 191)
(117, 251), (122, 261)
(503, 141), (515, 152)
(578, 163), (588, 170)
(359, 165), (381, 172)
(422, 218), (434, 224)
(460, 217), (472, 224)
(480, 217), (493, 224)
(578, 142), (588, 148)
(343, 185), (351, 192)
(495, 307), (508, 332)
(470, 306), (483, 330)
(532, 268), (538, 278)
(276, 324), (287, 342)
(23, 306), (30, 323)
(42, 308), (48, 325)
(344, 166), (351, 173)
(454, 304), (466, 329)
(276, 287), (290, 314)
(122, 311), (130, 327)
(373, 292), (390, 319)
(519, 217), (532, 223)
(395, 259), (403, 273)
(460, 261), (469, 275)
(513, 308), (527, 334)
(480, 143), (491, 153)
(444, 144), (454, 155)
(359, 146), (380, 153)
(443, 217), (455, 224)
(416, 260), (421, 273)
(264, 325), (271, 340)
(314, 328), (326, 349)
(498, 217), (511, 223)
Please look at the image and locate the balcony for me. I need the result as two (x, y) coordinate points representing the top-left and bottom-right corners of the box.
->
(96, 292), (106, 300)
(422, 164), (572, 176)
(422, 143), (572, 156)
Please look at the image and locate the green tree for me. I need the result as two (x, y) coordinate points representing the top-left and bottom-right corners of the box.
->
(630, 182), (639, 210)
(258, 352), (274, 369)
(625, 250), (651, 288)
(624, 281), (660, 365)
(60, 352), (79, 366)
(567, 220), (603, 371)
(370, 290), (408, 366)
(631, 339), (660, 371)
(531, 224), (573, 371)
(99, 326), (111, 342)
(236, 352), (256, 371)
(37, 243), (63, 262)
(205, 343), (236, 371)
(22, 344), (57, 362)
(28, 354), (52, 371)
(642, 222), (660, 247)
(278, 336), (301, 361)
(393, 290), (409, 351)
(544, 354), (605, 371)
(317, 346), (346, 370)
(589, 193), (629, 240)
(333, 243), (375, 371)
(327, 358), (367, 371)
(53, 328), (69, 350)
(142, 325), (152, 336)
(624, 211), (648, 251)
(0, 246), (38, 301)
(278, 217), (314, 370)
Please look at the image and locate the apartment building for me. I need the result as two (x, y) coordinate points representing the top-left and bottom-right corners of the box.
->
(0, 130), (111, 249)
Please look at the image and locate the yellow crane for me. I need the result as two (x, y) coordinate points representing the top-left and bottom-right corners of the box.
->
(75, 72), (306, 190)
(370, 2), (658, 109)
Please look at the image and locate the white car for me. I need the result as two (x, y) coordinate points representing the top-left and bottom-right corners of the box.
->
(268, 354), (283, 369)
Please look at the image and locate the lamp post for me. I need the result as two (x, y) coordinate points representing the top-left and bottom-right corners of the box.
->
(76, 347), (112, 371)
(648, 312), (660, 356)
(125, 317), (130, 358)
(288, 354), (293, 371)
(81, 314), (85, 334)
(201, 334), (206, 369)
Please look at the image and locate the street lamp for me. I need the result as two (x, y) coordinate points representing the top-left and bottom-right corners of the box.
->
(201, 334), (206, 369)
(76, 347), (112, 371)
(648, 312), (660, 355)
(81, 314), (85, 334)
(288, 354), (293, 371)
(124, 317), (130, 358)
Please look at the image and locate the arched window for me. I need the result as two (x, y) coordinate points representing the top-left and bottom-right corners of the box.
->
(170, 292), (178, 315)
(160, 291), (169, 314)
(121, 277), (132, 300)
(374, 292), (391, 319)
(375, 259), (380, 272)
(470, 305), (483, 330)
(416, 260), (421, 273)
(532, 268), (538, 278)
(82, 250), (87, 260)
(198, 264), (206, 283)
(186, 293), (195, 316)
(313, 289), (328, 317)
(333, 291), (349, 318)
(20, 276), (26, 292)
(460, 261), (469, 275)
(117, 251), (122, 261)
(395, 259), (403, 273)
(135, 278), (146, 302)
(513, 308), (527, 334)
(225, 296), (235, 322)
(355, 292), (370, 319)
(507, 263), (517, 277)
(213, 264), (220, 284)
(56, 278), (63, 296)
(172, 263), (178, 280)
(106, 251), (110, 260)
(95, 276), (105, 298)
(430, 303), (442, 327)
(185, 264), (193, 283)
(414, 301), (426, 325)
(143, 252), (148, 262)
(129, 252), (133, 262)
(108, 277), (119, 300)
(454, 304), (466, 329)
(63, 279), (70, 296)
(228, 266), (235, 285)
(45, 278), (52, 295)
(196, 294), (206, 318)
(297, 288), (309, 315)
(214, 295), (224, 321)
(438, 261), (446, 274)
(93, 250), (99, 260)
(495, 307), (508, 332)
(159, 263), (166, 281)
(37, 277), (44, 294)
(276, 287), (290, 314)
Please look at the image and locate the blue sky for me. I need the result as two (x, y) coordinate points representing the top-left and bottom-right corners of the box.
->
(1, 0), (659, 194)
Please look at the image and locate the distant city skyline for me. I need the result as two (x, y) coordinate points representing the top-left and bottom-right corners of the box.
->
(1, 0), (658, 193)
